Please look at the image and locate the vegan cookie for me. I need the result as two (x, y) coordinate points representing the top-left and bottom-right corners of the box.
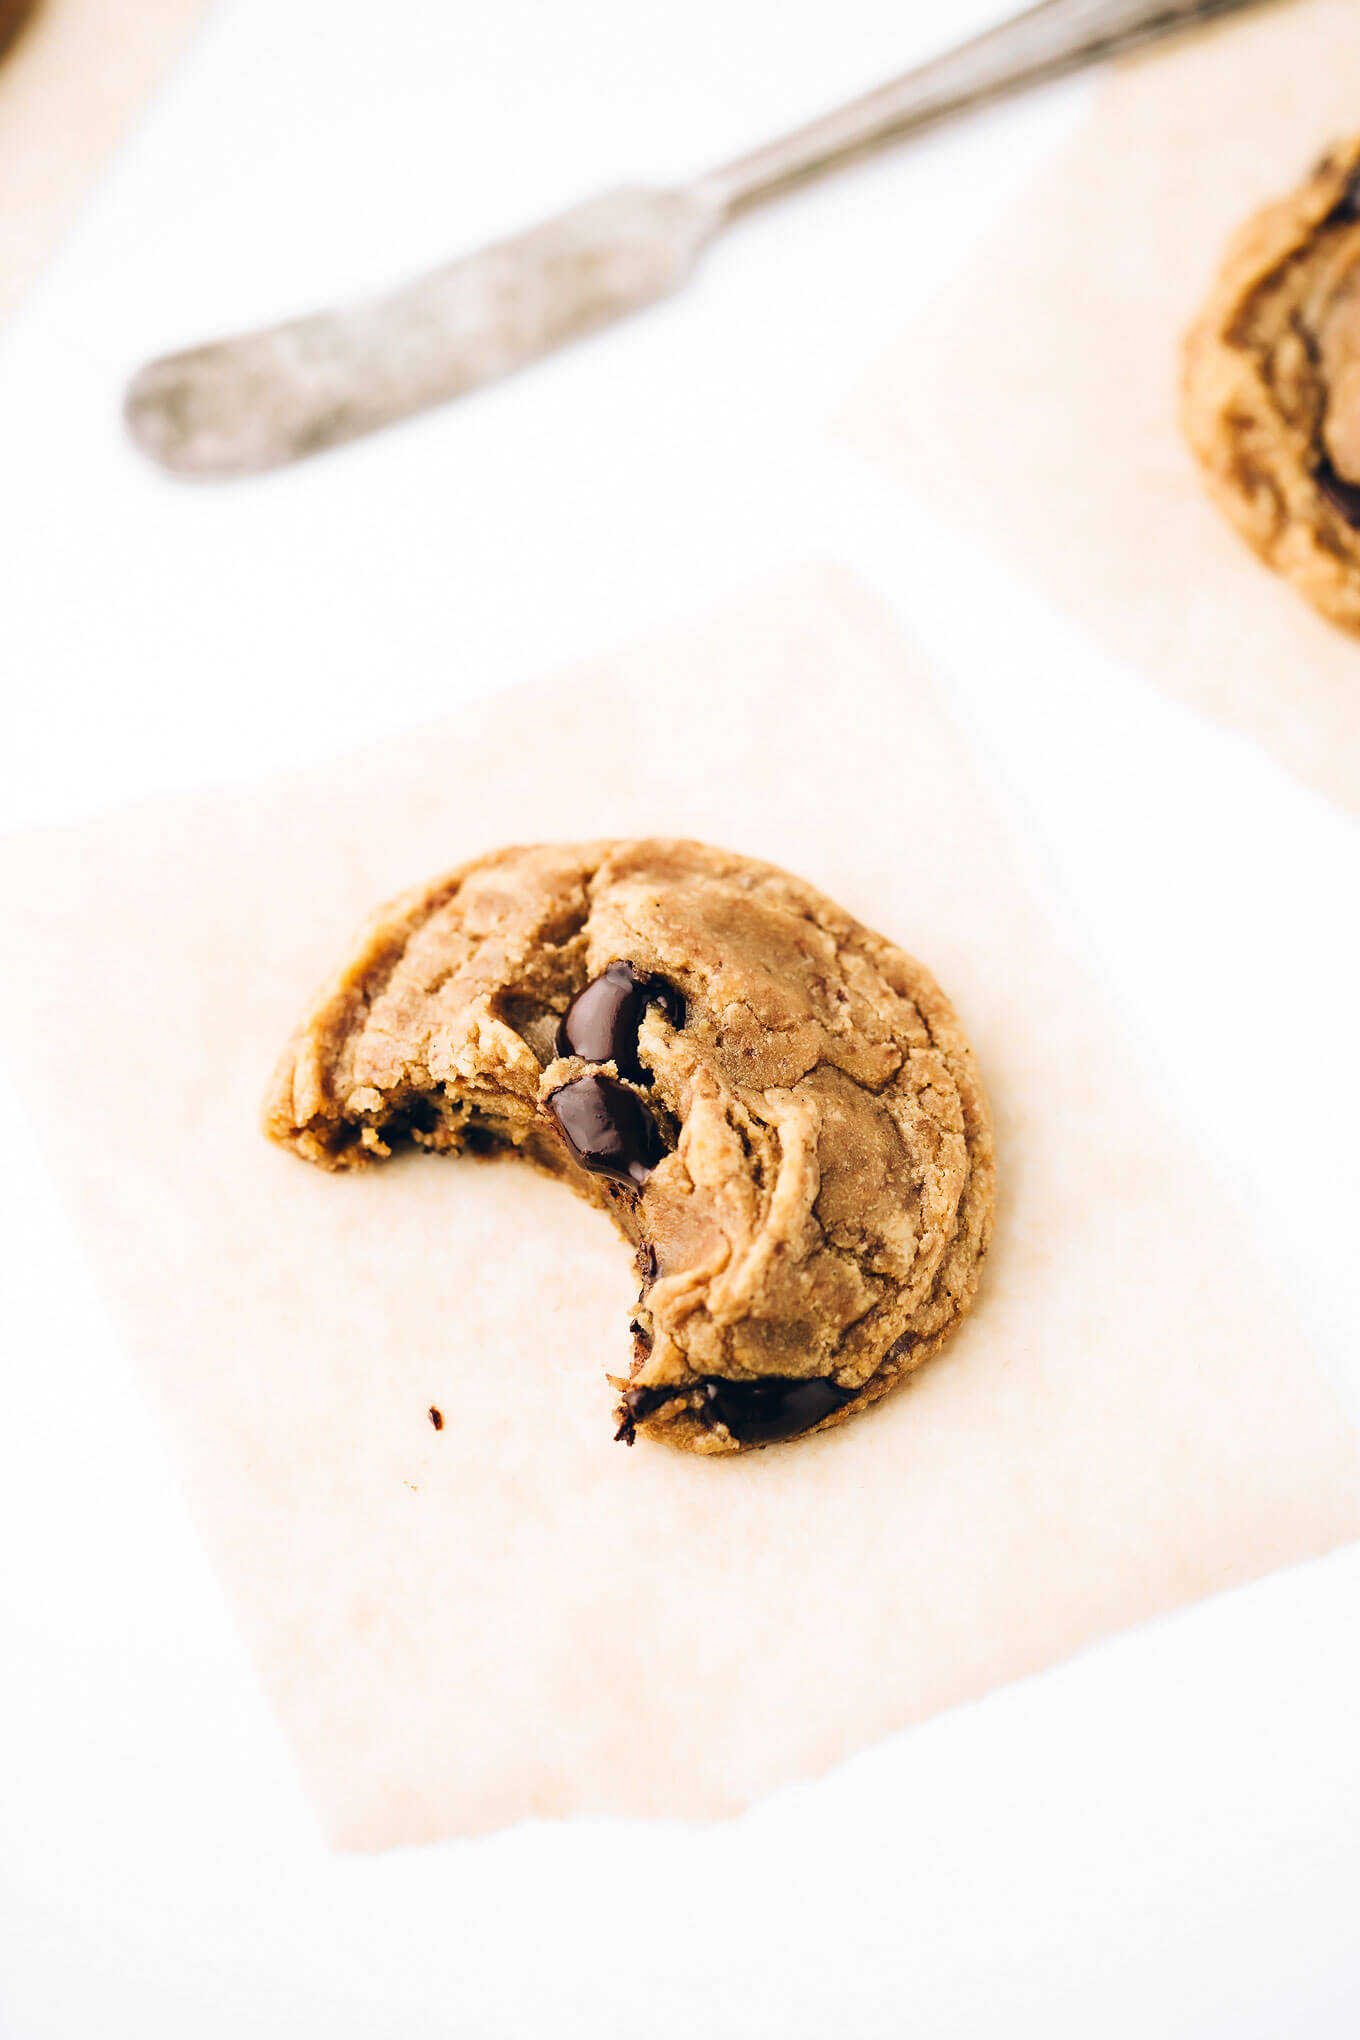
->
(0, 0), (35, 60)
(265, 839), (993, 1454)
(1182, 139), (1360, 633)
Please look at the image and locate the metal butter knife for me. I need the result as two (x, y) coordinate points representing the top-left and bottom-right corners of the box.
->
(126, 0), (1267, 477)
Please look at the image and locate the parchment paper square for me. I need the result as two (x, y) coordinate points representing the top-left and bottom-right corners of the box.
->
(839, 0), (1360, 814)
(0, 0), (212, 323)
(1, 564), (1355, 1848)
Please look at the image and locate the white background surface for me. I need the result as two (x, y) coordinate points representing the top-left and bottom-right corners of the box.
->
(1, 1), (1357, 2033)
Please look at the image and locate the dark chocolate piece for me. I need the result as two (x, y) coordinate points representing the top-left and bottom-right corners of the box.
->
(616, 1372), (858, 1448)
(702, 1375), (857, 1445)
(557, 962), (685, 1081)
(1316, 455), (1360, 529)
(548, 1072), (666, 1186)
(614, 1381), (676, 1445)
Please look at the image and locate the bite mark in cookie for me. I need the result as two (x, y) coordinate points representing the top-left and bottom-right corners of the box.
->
(1182, 137), (1360, 631)
(264, 839), (994, 1454)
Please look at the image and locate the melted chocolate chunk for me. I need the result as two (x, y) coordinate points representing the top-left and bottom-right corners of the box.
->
(1316, 455), (1360, 529)
(548, 1072), (666, 1186)
(702, 1375), (857, 1445)
(428, 1405), (444, 1430)
(637, 1240), (659, 1288)
(557, 962), (685, 1081)
(615, 1373), (858, 1448)
(613, 1381), (675, 1445)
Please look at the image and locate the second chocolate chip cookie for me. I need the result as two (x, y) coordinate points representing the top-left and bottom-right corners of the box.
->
(1182, 138), (1360, 632)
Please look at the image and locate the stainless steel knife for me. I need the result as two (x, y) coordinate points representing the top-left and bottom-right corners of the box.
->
(125, 0), (1270, 478)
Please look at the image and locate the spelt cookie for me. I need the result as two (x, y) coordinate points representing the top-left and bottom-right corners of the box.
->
(265, 839), (993, 1454)
(1182, 139), (1360, 633)
(0, 0), (35, 59)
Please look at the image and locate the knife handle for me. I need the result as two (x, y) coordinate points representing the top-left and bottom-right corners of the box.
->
(694, 0), (1263, 213)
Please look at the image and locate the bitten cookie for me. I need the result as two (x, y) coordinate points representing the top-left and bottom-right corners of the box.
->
(1181, 139), (1360, 633)
(265, 840), (994, 1454)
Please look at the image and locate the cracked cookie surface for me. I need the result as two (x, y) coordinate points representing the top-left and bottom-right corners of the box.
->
(264, 839), (993, 1453)
(1181, 138), (1360, 633)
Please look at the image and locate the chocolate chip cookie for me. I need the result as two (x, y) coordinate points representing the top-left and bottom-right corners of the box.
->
(0, 0), (35, 61)
(265, 840), (994, 1454)
(1182, 139), (1360, 633)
